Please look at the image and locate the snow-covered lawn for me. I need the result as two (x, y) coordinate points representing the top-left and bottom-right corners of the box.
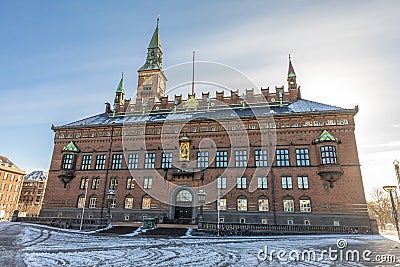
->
(0, 222), (398, 266)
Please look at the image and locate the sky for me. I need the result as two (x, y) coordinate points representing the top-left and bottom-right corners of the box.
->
(0, 1), (399, 200)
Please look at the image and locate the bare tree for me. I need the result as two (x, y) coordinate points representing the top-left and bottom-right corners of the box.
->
(367, 187), (393, 230)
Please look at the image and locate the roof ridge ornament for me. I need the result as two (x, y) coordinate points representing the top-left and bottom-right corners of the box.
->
(62, 141), (80, 152)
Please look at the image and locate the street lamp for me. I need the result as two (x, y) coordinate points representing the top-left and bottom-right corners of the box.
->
(383, 185), (400, 240)
(198, 189), (206, 227)
(107, 189), (116, 224)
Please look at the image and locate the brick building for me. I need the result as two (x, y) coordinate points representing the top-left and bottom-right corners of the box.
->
(42, 21), (372, 228)
(18, 170), (48, 217)
(0, 156), (25, 220)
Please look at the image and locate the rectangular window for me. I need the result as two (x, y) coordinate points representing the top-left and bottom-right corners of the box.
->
(216, 151), (228, 168)
(128, 154), (139, 169)
(161, 152), (173, 169)
(144, 153), (155, 168)
(217, 177), (227, 189)
(217, 198), (227, 210)
(91, 177), (100, 190)
(298, 176), (309, 189)
(296, 148), (310, 166)
(80, 177), (89, 190)
(3, 173), (7, 180)
(126, 177), (135, 189)
(237, 177), (247, 189)
(257, 177), (268, 189)
(321, 146), (338, 164)
(283, 199), (294, 212)
(109, 177), (118, 190)
(276, 149), (290, 166)
(62, 154), (74, 169)
(110, 198), (116, 208)
(300, 199), (311, 212)
(81, 155), (92, 170)
(237, 198), (248, 211)
(255, 150), (268, 167)
(282, 176), (293, 189)
(95, 155), (106, 170)
(144, 177), (152, 189)
(142, 197), (151, 209)
(111, 154), (123, 169)
(89, 197), (97, 208)
(258, 198), (269, 211)
(197, 151), (209, 168)
(235, 150), (248, 167)
(125, 197), (133, 209)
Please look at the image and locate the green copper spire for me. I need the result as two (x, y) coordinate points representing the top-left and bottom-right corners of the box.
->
(62, 141), (80, 153)
(116, 72), (124, 93)
(288, 54), (296, 78)
(139, 16), (163, 71)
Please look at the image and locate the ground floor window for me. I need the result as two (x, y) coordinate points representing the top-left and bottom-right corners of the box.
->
(142, 196), (151, 209)
(299, 198), (311, 212)
(237, 197), (248, 211)
(283, 197), (294, 212)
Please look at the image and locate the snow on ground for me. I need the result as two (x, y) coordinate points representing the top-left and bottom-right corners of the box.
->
(0, 222), (399, 266)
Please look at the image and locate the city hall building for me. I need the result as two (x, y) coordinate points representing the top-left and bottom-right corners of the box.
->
(42, 21), (372, 228)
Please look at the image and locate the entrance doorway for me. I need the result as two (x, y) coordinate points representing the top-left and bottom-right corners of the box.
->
(172, 189), (194, 223)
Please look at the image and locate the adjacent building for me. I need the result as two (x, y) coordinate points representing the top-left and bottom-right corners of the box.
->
(18, 170), (48, 217)
(42, 21), (372, 228)
(0, 156), (25, 220)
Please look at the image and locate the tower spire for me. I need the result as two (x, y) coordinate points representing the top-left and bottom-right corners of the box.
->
(138, 16), (163, 71)
(288, 54), (296, 77)
(192, 51), (195, 96)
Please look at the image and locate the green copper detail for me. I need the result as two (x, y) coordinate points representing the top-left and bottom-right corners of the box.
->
(139, 19), (163, 71)
(62, 141), (80, 153)
(313, 130), (340, 144)
(288, 72), (296, 78)
(116, 73), (124, 93)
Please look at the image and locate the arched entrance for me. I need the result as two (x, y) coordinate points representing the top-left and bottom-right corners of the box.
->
(169, 186), (196, 223)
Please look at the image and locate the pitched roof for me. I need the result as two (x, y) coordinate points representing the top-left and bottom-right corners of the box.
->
(288, 58), (296, 77)
(62, 141), (80, 152)
(116, 73), (124, 94)
(57, 99), (346, 129)
(313, 130), (341, 144)
(24, 170), (48, 182)
(0, 155), (21, 169)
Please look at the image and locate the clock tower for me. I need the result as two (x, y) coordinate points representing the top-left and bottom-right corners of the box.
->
(136, 17), (167, 104)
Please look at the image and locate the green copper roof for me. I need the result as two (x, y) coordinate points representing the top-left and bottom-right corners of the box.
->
(149, 25), (162, 49)
(62, 141), (80, 152)
(288, 72), (296, 78)
(180, 134), (190, 142)
(116, 74), (124, 93)
(313, 130), (340, 144)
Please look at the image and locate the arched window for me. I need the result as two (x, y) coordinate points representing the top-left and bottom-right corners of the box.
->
(125, 195), (134, 209)
(258, 196), (269, 211)
(142, 195), (151, 209)
(77, 194), (85, 208)
(237, 196), (247, 211)
(217, 197), (227, 211)
(89, 195), (97, 208)
(283, 196), (294, 212)
(300, 197), (312, 212)
(176, 190), (193, 202)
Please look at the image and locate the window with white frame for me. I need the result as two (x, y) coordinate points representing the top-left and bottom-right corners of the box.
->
(77, 195), (85, 208)
(276, 149), (290, 166)
(257, 177), (268, 189)
(217, 177), (227, 189)
(282, 176), (293, 189)
(300, 198), (312, 212)
(81, 155), (92, 170)
(111, 154), (123, 169)
(91, 177), (100, 190)
(298, 176), (309, 189)
(237, 177), (247, 189)
(217, 198), (227, 210)
(255, 149), (268, 167)
(142, 196), (151, 209)
(144, 177), (152, 189)
(62, 154), (74, 169)
(128, 153), (139, 169)
(89, 195), (97, 208)
(109, 177), (118, 190)
(197, 151), (209, 168)
(258, 197), (269, 211)
(237, 197), (248, 211)
(283, 197), (294, 212)
(216, 151), (228, 168)
(144, 153), (155, 168)
(95, 155), (106, 170)
(124, 196), (133, 209)
(80, 177), (89, 190)
(296, 149), (310, 166)
(161, 152), (173, 169)
(235, 150), (248, 167)
(126, 177), (135, 189)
